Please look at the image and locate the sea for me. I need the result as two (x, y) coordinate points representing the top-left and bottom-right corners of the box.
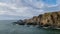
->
(0, 20), (60, 34)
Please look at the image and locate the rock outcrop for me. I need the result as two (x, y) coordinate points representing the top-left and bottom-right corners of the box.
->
(13, 20), (25, 25)
(13, 11), (60, 29)
(38, 11), (60, 29)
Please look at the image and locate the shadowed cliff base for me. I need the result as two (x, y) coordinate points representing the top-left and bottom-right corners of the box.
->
(13, 11), (60, 30)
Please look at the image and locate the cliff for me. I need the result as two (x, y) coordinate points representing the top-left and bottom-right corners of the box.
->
(13, 11), (60, 29)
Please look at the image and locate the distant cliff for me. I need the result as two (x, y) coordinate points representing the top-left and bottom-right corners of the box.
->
(13, 11), (60, 29)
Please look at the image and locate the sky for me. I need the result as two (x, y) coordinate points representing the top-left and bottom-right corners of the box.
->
(0, 0), (60, 20)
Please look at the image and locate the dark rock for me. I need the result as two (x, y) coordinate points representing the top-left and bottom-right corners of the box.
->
(12, 22), (17, 25)
(13, 20), (25, 25)
(27, 22), (37, 25)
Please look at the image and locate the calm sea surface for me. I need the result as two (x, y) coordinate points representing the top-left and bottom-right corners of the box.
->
(0, 20), (60, 34)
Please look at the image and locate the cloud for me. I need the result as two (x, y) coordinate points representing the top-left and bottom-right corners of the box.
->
(21, 0), (44, 9)
(0, 2), (18, 9)
(0, 0), (60, 20)
(0, 11), (6, 15)
(0, 2), (36, 20)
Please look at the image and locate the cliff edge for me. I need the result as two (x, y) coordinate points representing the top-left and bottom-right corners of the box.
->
(13, 11), (60, 29)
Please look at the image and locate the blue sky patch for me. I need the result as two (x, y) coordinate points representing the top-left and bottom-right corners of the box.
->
(42, 0), (57, 5)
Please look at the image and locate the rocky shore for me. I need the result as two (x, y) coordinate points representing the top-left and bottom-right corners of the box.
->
(13, 11), (60, 29)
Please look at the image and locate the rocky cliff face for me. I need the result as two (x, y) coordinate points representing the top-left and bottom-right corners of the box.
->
(39, 11), (60, 28)
(13, 11), (60, 28)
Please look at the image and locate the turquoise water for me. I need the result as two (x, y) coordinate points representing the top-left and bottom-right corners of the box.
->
(0, 20), (60, 34)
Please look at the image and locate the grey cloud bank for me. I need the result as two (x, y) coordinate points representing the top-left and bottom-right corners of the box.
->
(0, 0), (60, 20)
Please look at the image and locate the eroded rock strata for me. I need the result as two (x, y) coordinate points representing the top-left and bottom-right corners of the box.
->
(13, 11), (60, 29)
